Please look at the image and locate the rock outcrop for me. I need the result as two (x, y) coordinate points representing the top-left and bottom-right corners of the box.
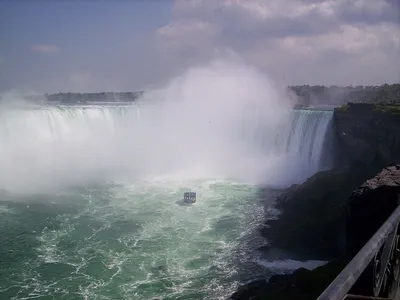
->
(232, 165), (400, 299)
(346, 165), (400, 259)
(231, 261), (345, 300)
(344, 165), (400, 295)
(260, 166), (381, 260)
(231, 103), (400, 299)
(334, 103), (400, 167)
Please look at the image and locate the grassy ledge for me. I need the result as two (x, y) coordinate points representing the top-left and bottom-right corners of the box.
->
(335, 104), (349, 112)
(373, 104), (400, 114)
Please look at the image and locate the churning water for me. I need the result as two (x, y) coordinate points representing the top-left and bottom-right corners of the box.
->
(0, 60), (333, 300)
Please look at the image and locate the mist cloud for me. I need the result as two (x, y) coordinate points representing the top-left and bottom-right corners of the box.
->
(0, 59), (297, 192)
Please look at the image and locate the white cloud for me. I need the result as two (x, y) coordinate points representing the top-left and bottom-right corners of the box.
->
(157, 19), (220, 52)
(276, 23), (398, 55)
(156, 0), (400, 85)
(172, 0), (396, 25)
(31, 44), (59, 53)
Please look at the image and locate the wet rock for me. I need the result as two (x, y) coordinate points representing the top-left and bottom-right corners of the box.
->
(231, 261), (345, 300)
(261, 166), (380, 259)
(335, 103), (400, 167)
(346, 165), (400, 259)
(236, 165), (400, 299)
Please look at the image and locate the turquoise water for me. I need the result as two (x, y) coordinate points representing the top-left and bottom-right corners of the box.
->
(0, 179), (271, 300)
(0, 104), (333, 299)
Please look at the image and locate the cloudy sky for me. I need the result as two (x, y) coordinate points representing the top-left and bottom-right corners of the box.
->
(0, 0), (399, 93)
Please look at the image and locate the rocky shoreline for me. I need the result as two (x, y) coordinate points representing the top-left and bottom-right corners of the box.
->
(232, 165), (400, 300)
(231, 102), (400, 299)
(232, 260), (346, 300)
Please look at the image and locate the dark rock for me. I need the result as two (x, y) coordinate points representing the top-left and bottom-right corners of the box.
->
(346, 165), (400, 259)
(231, 279), (270, 300)
(344, 165), (400, 296)
(335, 103), (400, 167)
(261, 166), (381, 259)
(247, 165), (400, 299)
(231, 261), (346, 300)
(232, 102), (400, 299)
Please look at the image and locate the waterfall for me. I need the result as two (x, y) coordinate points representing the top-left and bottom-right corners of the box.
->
(0, 105), (333, 191)
(274, 110), (333, 178)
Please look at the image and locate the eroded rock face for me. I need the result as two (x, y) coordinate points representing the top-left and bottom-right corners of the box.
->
(261, 164), (400, 261)
(334, 103), (400, 167)
(232, 165), (400, 300)
(344, 165), (400, 295)
(261, 166), (380, 260)
(231, 261), (345, 300)
(346, 165), (400, 259)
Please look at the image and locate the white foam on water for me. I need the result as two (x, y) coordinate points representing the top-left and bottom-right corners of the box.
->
(255, 258), (328, 273)
(0, 59), (335, 299)
(19, 179), (261, 299)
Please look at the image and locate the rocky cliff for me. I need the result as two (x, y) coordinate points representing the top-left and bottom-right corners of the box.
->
(232, 165), (400, 300)
(345, 165), (400, 295)
(260, 166), (380, 260)
(232, 102), (400, 299)
(334, 103), (400, 167)
(346, 165), (400, 258)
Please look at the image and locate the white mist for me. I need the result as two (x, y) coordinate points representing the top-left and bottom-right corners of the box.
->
(0, 59), (300, 192)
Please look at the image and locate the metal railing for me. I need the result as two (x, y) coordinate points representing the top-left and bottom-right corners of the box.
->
(317, 202), (400, 300)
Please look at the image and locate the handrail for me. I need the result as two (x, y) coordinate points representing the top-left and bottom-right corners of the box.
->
(317, 202), (400, 300)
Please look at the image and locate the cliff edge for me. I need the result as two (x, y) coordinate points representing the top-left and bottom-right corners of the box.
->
(335, 103), (400, 167)
(232, 165), (400, 299)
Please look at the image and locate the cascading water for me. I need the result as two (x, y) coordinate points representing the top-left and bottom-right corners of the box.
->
(261, 109), (334, 186)
(0, 106), (333, 192)
(0, 60), (334, 300)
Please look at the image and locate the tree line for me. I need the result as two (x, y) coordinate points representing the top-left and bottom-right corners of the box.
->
(44, 91), (144, 103)
(39, 84), (399, 106)
(289, 83), (400, 107)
